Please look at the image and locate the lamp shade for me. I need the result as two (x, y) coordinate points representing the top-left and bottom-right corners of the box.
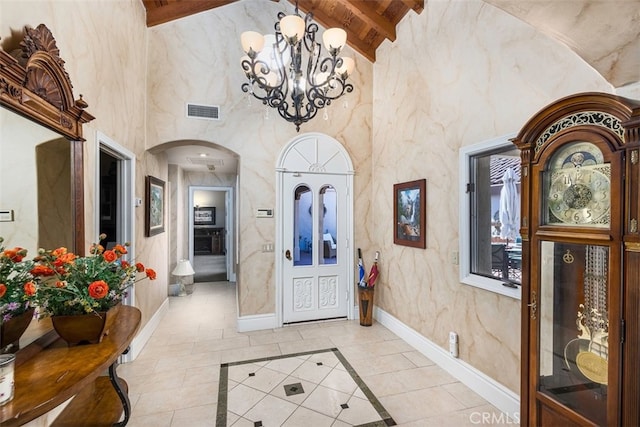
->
(313, 71), (330, 86)
(322, 28), (346, 54)
(172, 259), (195, 277)
(336, 57), (355, 78)
(280, 15), (305, 44)
(241, 31), (265, 56)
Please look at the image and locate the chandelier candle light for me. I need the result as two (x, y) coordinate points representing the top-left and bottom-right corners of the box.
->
(240, 2), (354, 131)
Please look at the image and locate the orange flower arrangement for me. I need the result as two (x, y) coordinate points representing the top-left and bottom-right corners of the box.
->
(0, 237), (37, 322)
(31, 235), (156, 316)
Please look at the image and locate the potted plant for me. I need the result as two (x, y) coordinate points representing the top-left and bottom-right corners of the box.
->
(30, 234), (156, 345)
(0, 237), (37, 352)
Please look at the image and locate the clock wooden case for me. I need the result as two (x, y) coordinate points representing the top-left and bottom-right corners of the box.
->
(512, 92), (640, 426)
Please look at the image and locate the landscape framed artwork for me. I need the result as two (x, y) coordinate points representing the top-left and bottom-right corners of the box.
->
(145, 175), (165, 236)
(394, 179), (426, 248)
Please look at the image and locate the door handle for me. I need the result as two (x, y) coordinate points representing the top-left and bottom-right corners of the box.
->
(528, 291), (537, 320)
(285, 249), (292, 260)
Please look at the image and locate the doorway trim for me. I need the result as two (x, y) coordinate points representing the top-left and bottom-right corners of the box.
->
(188, 185), (235, 282)
(95, 131), (136, 288)
(275, 132), (355, 327)
(95, 131), (136, 360)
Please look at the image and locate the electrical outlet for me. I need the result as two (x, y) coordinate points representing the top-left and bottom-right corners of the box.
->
(449, 331), (459, 358)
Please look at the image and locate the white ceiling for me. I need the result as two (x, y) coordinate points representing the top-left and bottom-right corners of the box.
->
(165, 144), (239, 174)
(162, 0), (639, 174)
(486, 0), (640, 88)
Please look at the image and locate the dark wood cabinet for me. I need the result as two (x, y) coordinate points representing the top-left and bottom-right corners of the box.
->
(194, 227), (224, 255)
(513, 93), (640, 426)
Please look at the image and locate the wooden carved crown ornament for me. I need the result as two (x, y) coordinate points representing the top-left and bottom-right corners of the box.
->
(0, 23), (94, 140)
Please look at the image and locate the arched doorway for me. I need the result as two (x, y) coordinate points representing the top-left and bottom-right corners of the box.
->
(276, 133), (355, 324)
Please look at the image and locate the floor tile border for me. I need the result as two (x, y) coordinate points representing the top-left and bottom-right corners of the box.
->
(216, 347), (396, 427)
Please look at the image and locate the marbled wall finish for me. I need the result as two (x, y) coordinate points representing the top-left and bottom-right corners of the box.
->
(371, 0), (613, 393)
(1, 0), (166, 329)
(168, 164), (182, 274)
(146, 0), (373, 316)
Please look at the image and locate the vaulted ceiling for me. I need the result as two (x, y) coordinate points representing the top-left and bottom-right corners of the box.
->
(144, 0), (639, 174)
(142, 0), (424, 62)
(142, 0), (639, 88)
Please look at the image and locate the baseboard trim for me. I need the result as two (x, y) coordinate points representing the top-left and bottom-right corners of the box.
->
(373, 306), (520, 418)
(122, 298), (170, 363)
(237, 312), (278, 332)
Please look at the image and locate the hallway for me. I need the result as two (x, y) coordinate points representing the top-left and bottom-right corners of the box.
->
(120, 282), (509, 426)
(193, 255), (227, 283)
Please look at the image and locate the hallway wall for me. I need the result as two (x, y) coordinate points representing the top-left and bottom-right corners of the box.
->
(370, 0), (614, 393)
(145, 0), (374, 317)
(0, 0), (168, 330)
(193, 190), (226, 226)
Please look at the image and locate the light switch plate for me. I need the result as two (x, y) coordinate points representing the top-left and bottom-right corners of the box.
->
(0, 210), (14, 222)
(256, 208), (273, 218)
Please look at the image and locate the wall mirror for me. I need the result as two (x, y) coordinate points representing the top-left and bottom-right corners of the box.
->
(0, 23), (94, 254)
(0, 23), (94, 347)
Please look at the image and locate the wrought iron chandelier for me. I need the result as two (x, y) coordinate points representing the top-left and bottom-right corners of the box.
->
(240, 3), (354, 131)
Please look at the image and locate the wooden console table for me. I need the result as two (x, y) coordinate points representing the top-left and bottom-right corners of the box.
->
(0, 305), (141, 426)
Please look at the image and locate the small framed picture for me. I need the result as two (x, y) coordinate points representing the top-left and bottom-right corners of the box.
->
(194, 206), (216, 225)
(394, 179), (426, 248)
(145, 175), (165, 236)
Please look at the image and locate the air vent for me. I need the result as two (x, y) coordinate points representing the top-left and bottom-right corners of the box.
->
(186, 103), (220, 120)
(187, 157), (224, 166)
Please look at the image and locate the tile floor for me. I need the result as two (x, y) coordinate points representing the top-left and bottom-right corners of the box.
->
(119, 281), (510, 426)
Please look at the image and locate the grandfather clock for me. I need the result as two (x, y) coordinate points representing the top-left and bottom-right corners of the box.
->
(512, 93), (640, 426)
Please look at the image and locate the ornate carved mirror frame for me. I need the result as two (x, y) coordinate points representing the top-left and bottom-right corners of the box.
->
(0, 23), (94, 253)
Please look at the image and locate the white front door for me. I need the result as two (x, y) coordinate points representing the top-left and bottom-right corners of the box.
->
(282, 172), (349, 323)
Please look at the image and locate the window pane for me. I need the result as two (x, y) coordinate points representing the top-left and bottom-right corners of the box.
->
(319, 185), (337, 265)
(470, 150), (521, 285)
(294, 185), (312, 266)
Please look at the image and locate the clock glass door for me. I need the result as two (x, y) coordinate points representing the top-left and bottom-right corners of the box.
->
(537, 241), (609, 425)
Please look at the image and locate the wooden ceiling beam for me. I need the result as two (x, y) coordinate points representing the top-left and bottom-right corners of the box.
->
(399, 0), (425, 14)
(343, 0), (396, 42)
(145, 0), (238, 27)
(142, 0), (422, 62)
(297, 1), (377, 61)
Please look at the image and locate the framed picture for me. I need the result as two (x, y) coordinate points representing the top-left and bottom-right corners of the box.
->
(394, 179), (426, 248)
(145, 175), (165, 236)
(194, 206), (216, 225)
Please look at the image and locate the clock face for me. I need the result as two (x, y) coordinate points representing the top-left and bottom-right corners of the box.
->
(544, 142), (611, 227)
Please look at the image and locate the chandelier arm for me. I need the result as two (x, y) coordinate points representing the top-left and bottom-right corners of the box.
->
(302, 19), (318, 53)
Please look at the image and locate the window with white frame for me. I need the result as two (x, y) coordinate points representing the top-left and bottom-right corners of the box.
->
(459, 134), (522, 299)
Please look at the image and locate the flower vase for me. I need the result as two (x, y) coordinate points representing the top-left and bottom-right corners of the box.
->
(0, 308), (35, 353)
(51, 304), (121, 346)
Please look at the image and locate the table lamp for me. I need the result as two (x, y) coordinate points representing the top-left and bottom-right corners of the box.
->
(172, 259), (196, 296)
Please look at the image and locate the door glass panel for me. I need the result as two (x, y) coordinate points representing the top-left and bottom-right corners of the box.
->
(319, 185), (337, 265)
(294, 185), (312, 266)
(538, 241), (608, 425)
